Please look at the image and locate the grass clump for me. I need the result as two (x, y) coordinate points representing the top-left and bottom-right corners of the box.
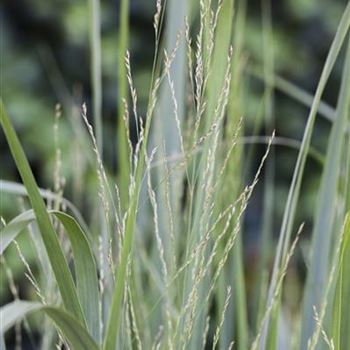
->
(1, 0), (350, 349)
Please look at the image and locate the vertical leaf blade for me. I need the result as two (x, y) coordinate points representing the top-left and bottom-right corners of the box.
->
(117, 0), (130, 208)
(301, 37), (350, 348)
(89, 0), (103, 155)
(332, 214), (350, 350)
(261, 3), (350, 347)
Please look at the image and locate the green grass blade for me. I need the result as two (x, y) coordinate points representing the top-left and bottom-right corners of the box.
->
(147, 0), (188, 341)
(181, 0), (236, 346)
(53, 211), (100, 343)
(0, 335), (6, 350)
(204, 0), (234, 128)
(102, 40), (167, 346)
(301, 37), (350, 349)
(332, 213), (350, 350)
(0, 210), (32, 254)
(102, 199), (135, 350)
(260, 3), (350, 347)
(156, 0), (187, 155)
(89, 0), (103, 155)
(258, 0), (277, 347)
(117, 0), (130, 208)
(345, 87), (350, 212)
(103, 4), (168, 346)
(345, 117), (350, 214)
(0, 101), (84, 324)
(154, 0), (187, 241)
(1, 301), (41, 334)
(0, 301), (99, 350)
(0, 179), (90, 234)
(247, 66), (336, 123)
(221, 0), (249, 348)
(0, 209), (100, 342)
(103, 66), (150, 350)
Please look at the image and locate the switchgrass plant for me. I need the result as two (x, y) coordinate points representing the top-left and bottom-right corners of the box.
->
(1, 0), (350, 349)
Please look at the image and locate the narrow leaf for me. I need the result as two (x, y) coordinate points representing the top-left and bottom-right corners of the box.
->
(117, 0), (130, 208)
(0, 101), (84, 324)
(332, 213), (350, 350)
(301, 37), (350, 348)
(0, 301), (99, 350)
(0, 210), (32, 254)
(0, 209), (100, 342)
(53, 211), (100, 342)
(260, 3), (350, 347)
(0, 179), (89, 234)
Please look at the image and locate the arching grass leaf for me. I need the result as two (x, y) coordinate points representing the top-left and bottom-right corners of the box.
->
(0, 301), (99, 350)
(0, 209), (100, 342)
(0, 100), (84, 324)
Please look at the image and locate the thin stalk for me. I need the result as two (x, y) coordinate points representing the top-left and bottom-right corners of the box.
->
(89, 0), (103, 156)
(117, 0), (130, 208)
(301, 36), (350, 349)
(260, 3), (350, 347)
(259, 0), (277, 348)
(103, 4), (169, 347)
(227, 1), (249, 349)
